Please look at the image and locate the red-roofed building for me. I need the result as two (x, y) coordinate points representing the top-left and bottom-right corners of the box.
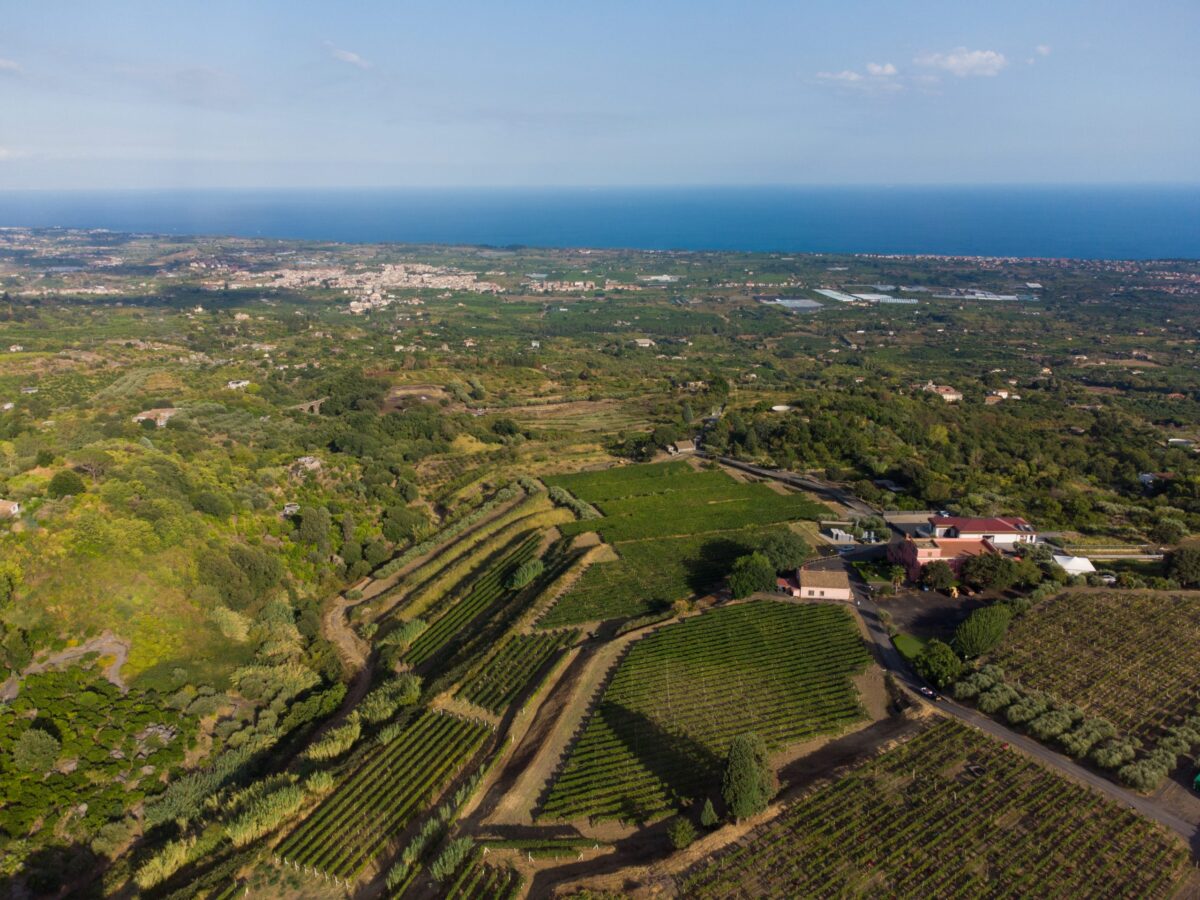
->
(888, 536), (999, 583)
(928, 515), (1036, 547)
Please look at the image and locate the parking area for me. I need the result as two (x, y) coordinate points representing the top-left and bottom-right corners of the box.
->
(876, 587), (989, 642)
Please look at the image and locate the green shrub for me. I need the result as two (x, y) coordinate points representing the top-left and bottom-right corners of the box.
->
(668, 815), (698, 849)
(506, 557), (545, 590)
(430, 837), (475, 882)
(976, 684), (1020, 714)
(728, 552), (776, 599)
(914, 639), (962, 688)
(47, 469), (86, 498)
(953, 605), (1012, 659)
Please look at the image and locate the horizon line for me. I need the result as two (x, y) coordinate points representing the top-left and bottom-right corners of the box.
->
(2, 181), (1200, 194)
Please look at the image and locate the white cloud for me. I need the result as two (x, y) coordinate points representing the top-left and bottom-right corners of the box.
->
(0, 58), (20, 74)
(816, 70), (863, 83)
(1036, 44), (1052, 57)
(915, 47), (1008, 77)
(327, 45), (371, 69)
(866, 62), (897, 77)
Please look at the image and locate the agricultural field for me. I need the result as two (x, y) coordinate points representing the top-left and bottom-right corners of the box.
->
(987, 591), (1200, 748)
(5, 233), (1200, 895)
(541, 461), (824, 624)
(540, 601), (870, 822)
(443, 852), (523, 900)
(275, 711), (489, 882)
(550, 463), (827, 543)
(680, 719), (1189, 899)
(458, 628), (578, 714)
(405, 532), (542, 665)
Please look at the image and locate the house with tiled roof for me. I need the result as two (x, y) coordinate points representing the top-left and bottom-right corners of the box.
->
(888, 535), (999, 583)
(927, 515), (1037, 547)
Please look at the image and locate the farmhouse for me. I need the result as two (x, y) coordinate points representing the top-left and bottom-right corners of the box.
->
(0, 499), (21, 519)
(888, 535), (998, 583)
(632, 338), (657, 348)
(794, 568), (853, 601)
(923, 381), (962, 402)
(927, 515), (1037, 547)
(668, 439), (696, 455)
(132, 407), (180, 428)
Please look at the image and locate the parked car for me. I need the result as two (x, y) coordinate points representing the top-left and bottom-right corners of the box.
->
(918, 686), (940, 701)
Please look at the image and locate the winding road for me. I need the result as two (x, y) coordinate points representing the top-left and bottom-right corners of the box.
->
(829, 553), (1200, 855)
(703, 452), (1199, 853)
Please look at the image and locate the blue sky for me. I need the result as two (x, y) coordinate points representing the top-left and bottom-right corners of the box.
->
(0, 0), (1196, 188)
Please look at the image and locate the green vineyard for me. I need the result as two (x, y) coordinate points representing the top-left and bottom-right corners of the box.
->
(444, 852), (523, 900)
(547, 463), (825, 543)
(541, 462), (822, 624)
(405, 534), (542, 665)
(275, 712), (490, 882)
(541, 601), (870, 822)
(988, 590), (1200, 747)
(458, 629), (579, 714)
(681, 719), (1189, 899)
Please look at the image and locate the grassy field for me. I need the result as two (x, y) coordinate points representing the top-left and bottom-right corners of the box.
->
(541, 463), (824, 624)
(540, 601), (869, 823)
(681, 719), (1189, 899)
(549, 464), (827, 543)
(892, 632), (927, 662)
(987, 590), (1200, 748)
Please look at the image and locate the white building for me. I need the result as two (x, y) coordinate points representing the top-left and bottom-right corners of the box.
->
(928, 516), (1038, 547)
(1052, 554), (1096, 577)
(796, 568), (853, 602)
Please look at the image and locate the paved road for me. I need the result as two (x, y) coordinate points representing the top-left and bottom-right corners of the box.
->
(707, 453), (1200, 848)
(703, 454), (880, 517)
(816, 554), (1200, 853)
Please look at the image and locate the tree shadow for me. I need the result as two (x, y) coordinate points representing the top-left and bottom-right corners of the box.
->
(600, 701), (724, 822)
(1, 841), (104, 898)
(682, 535), (756, 596)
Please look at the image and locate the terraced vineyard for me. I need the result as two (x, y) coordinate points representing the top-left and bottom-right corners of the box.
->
(444, 852), (523, 900)
(987, 591), (1200, 747)
(276, 712), (489, 882)
(406, 533), (543, 665)
(384, 493), (565, 620)
(539, 527), (788, 626)
(681, 719), (1189, 899)
(541, 462), (824, 624)
(458, 629), (579, 714)
(541, 601), (869, 822)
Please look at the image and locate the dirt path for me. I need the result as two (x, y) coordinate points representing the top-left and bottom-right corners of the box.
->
(321, 594), (371, 676)
(475, 632), (636, 827)
(0, 631), (130, 700)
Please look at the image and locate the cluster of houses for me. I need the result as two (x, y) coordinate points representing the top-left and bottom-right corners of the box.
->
(886, 515), (1093, 583)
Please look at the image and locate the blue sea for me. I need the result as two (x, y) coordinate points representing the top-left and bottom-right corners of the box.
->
(1, 185), (1198, 259)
